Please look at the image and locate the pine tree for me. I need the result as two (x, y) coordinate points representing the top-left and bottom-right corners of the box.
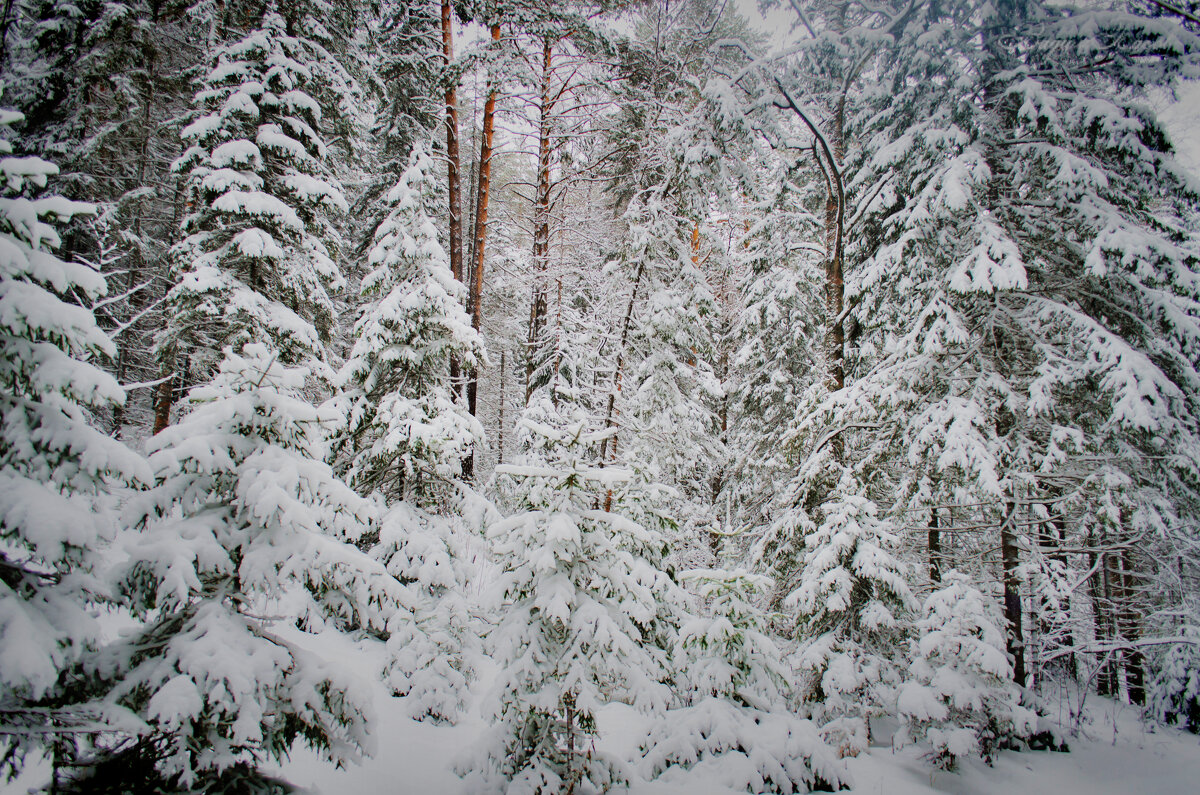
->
(464, 384), (684, 793)
(641, 569), (847, 793)
(93, 344), (413, 788)
(0, 106), (149, 773)
(897, 572), (1038, 769)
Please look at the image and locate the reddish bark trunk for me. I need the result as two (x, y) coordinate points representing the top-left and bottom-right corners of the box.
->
(465, 22), (501, 422)
(824, 94), (845, 395)
(152, 368), (174, 434)
(442, 0), (463, 394)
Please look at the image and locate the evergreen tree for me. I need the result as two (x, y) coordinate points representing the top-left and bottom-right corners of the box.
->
(0, 105), (148, 773)
(334, 144), (483, 501)
(376, 501), (475, 724)
(618, 187), (724, 568)
(839, 0), (1200, 694)
(641, 569), (847, 793)
(464, 384), (684, 793)
(783, 492), (916, 756)
(1, 0), (200, 434)
(897, 572), (1038, 769)
(329, 144), (485, 722)
(160, 10), (350, 384)
(1148, 626), (1200, 733)
(94, 344), (413, 788)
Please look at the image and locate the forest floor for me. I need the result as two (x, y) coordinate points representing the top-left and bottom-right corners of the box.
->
(272, 631), (1200, 795)
(5, 627), (1198, 794)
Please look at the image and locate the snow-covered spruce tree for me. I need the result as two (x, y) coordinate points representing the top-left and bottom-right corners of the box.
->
(641, 569), (847, 793)
(836, 0), (1200, 696)
(334, 144), (483, 502)
(0, 106), (149, 773)
(725, 180), (826, 554)
(463, 383), (685, 793)
(0, 0), (196, 434)
(331, 145), (485, 723)
(374, 501), (477, 724)
(159, 10), (350, 385)
(897, 572), (1038, 770)
(91, 344), (414, 790)
(617, 187), (724, 569)
(779, 489), (916, 757)
(1148, 627), (1200, 733)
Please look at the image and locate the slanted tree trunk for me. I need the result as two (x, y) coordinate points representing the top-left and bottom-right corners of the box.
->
(598, 263), (644, 465)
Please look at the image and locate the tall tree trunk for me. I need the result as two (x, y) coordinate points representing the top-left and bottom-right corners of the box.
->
(526, 37), (554, 401)
(1114, 544), (1146, 704)
(113, 43), (161, 437)
(1001, 500), (1026, 687)
(928, 507), (942, 584)
(1088, 529), (1117, 697)
(152, 360), (176, 434)
(1036, 503), (1077, 682)
(497, 349), (506, 465)
(466, 22), (500, 423)
(442, 0), (463, 392)
(824, 92), (845, 395)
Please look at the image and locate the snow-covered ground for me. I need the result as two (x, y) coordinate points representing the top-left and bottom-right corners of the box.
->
(273, 631), (1200, 795)
(6, 628), (1198, 794)
(276, 680), (1200, 795)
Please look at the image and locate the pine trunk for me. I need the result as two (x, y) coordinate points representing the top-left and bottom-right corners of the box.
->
(824, 93), (845, 395)
(497, 349), (506, 465)
(152, 361), (175, 434)
(526, 38), (554, 402)
(1114, 545), (1146, 704)
(442, 0), (463, 392)
(1088, 530), (1118, 697)
(466, 22), (500, 422)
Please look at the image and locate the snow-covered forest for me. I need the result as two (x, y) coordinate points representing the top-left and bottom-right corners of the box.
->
(3, 0), (1200, 792)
